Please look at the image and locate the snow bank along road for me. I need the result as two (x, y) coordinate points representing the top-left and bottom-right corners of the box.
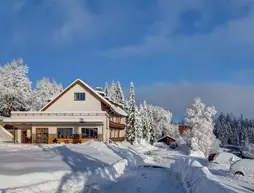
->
(136, 144), (254, 193)
(0, 142), (184, 193)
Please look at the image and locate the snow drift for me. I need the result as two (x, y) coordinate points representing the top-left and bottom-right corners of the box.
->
(0, 141), (144, 192)
(171, 158), (252, 193)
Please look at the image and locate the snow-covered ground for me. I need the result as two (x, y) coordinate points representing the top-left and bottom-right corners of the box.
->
(209, 160), (254, 192)
(0, 141), (254, 193)
(0, 141), (184, 193)
(0, 141), (143, 193)
(131, 143), (254, 193)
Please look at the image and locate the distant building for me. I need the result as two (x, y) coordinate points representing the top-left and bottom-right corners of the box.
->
(178, 124), (191, 135)
(157, 124), (191, 145)
(157, 135), (176, 145)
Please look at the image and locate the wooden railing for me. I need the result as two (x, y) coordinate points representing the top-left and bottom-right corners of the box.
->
(109, 121), (125, 129)
(55, 138), (99, 144)
(109, 137), (125, 142)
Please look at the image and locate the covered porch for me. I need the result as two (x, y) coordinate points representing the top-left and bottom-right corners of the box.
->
(3, 118), (105, 144)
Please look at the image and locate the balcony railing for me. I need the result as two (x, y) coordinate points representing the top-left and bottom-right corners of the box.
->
(109, 121), (125, 129)
(109, 137), (125, 142)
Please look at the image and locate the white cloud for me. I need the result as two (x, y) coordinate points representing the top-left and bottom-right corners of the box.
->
(136, 82), (254, 119)
(52, 0), (100, 43)
(101, 0), (254, 58)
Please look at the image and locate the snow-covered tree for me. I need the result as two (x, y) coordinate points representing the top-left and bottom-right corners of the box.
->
(123, 99), (130, 111)
(214, 112), (229, 145)
(184, 98), (220, 157)
(115, 81), (125, 105)
(142, 101), (150, 142)
(149, 105), (177, 141)
(104, 82), (109, 97)
(32, 77), (63, 111)
(148, 105), (155, 144)
(215, 113), (254, 146)
(135, 105), (143, 143)
(0, 59), (32, 116)
(108, 81), (117, 103)
(126, 82), (137, 144)
(106, 80), (125, 105)
(225, 113), (235, 145)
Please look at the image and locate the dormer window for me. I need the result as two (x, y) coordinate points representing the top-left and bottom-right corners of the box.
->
(74, 93), (86, 101)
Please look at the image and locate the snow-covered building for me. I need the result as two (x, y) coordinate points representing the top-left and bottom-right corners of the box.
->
(157, 135), (176, 145)
(2, 79), (127, 144)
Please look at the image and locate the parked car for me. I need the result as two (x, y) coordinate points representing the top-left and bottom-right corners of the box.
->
(209, 152), (241, 165)
(208, 153), (216, 162)
(230, 159), (254, 177)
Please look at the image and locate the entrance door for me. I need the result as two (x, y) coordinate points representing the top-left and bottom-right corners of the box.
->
(36, 128), (48, 144)
(21, 130), (27, 143)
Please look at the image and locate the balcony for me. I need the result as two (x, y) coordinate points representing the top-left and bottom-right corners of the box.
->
(109, 137), (125, 142)
(109, 121), (125, 130)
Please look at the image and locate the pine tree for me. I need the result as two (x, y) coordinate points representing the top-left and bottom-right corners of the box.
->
(238, 115), (249, 146)
(115, 81), (125, 105)
(238, 114), (244, 146)
(104, 82), (109, 97)
(32, 77), (63, 111)
(148, 105), (155, 144)
(135, 105), (143, 143)
(126, 82), (136, 144)
(123, 99), (130, 111)
(0, 59), (32, 116)
(108, 81), (117, 103)
(142, 101), (150, 142)
(225, 113), (234, 145)
(215, 113), (254, 146)
(214, 112), (228, 145)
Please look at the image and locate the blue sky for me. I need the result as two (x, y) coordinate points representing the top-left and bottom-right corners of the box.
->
(1, 0), (254, 118)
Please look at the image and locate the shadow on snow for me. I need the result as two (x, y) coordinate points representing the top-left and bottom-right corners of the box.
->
(40, 143), (145, 193)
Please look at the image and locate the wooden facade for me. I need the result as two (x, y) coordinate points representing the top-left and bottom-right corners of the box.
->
(109, 137), (125, 142)
(109, 121), (125, 130)
(158, 136), (176, 145)
(178, 124), (191, 135)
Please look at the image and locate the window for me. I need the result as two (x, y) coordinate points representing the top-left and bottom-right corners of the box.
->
(82, 128), (98, 138)
(57, 128), (73, 138)
(74, 93), (86, 101)
(109, 129), (120, 138)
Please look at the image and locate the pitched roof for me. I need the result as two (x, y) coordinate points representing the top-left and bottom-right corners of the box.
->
(40, 79), (127, 117)
(157, 135), (176, 142)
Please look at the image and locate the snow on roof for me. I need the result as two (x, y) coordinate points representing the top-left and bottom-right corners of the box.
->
(96, 90), (106, 96)
(40, 79), (128, 117)
(111, 104), (128, 117)
(11, 111), (107, 115)
(157, 135), (177, 142)
(3, 118), (103, 123)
